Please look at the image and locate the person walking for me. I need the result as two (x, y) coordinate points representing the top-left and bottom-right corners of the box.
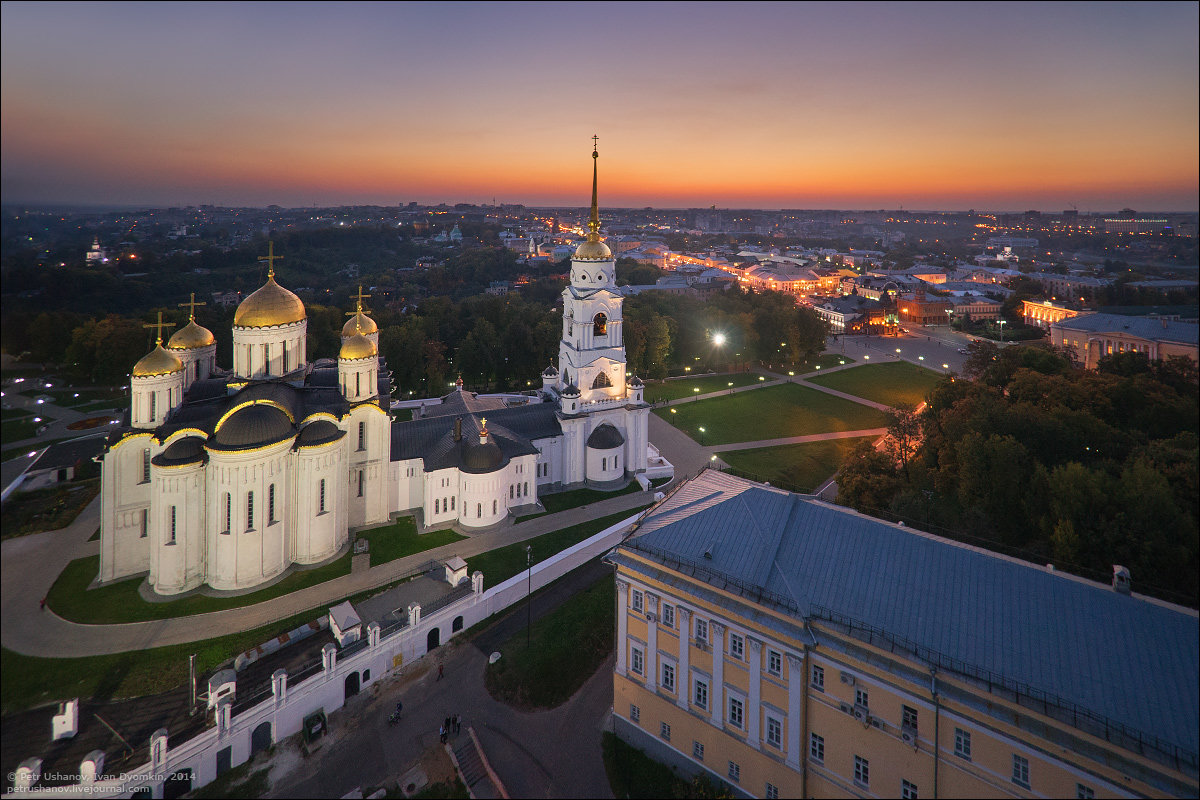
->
(439, 723), (447, 744)
(437, 662), (444, 680)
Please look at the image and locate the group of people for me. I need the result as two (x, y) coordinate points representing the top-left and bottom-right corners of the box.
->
(439, 714), (462, 744)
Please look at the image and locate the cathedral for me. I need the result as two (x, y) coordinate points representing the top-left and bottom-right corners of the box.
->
(98, 145), (665, 596)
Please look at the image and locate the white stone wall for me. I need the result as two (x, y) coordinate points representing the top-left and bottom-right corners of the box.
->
(460, 470), (506, 528)
(131, 371), (184, 429)
(343, 405), (389, 528)
(170, 343), (216, 391)
(424, 468), (460, 528)
(232, 320), (307, 379)
(99, 433), (156, 583)
(292, 440), (348, 564)
(338, 356), (377, 404)
(586, 445), (623, 482)
(149, 461), (207, 595)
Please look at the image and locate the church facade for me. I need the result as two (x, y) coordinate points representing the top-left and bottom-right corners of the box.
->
(98, 146), (665, 596)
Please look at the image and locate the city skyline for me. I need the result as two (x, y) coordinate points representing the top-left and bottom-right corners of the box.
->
(2, 1), (1197, 211)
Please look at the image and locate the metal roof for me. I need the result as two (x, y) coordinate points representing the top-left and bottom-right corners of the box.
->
(625, 471), (1200, 759)
(1052, 312), (1199, 345)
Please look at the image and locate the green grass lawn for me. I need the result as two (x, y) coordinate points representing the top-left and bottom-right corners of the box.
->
(47, 550), (352, 624)
(467, 507), (649, 588)
(1, 479), (99, 539)
(718, 435), (879, 492)
(484, 576), (613, 709)
(801, 352), (857, 372)
(655, 382), (888, 445)
(356, 516), (465, 567)
(643, 372), (761, 403)
(1, 408), (33, 420)
(46, 387), (126, 408)
(601, 732), (730, 799)
(1, 414), (54, 444)
(807, 360), (944, 408)
(517, 481), (644, 522)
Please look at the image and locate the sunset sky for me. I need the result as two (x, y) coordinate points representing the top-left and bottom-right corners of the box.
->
(2, 2), (1197, 211)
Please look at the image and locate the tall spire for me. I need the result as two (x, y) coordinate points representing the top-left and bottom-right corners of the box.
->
(587, 135), (601, 242)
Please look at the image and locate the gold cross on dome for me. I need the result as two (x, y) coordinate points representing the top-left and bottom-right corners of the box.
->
(346, 285), (372, 316)
(592, 134), (599, 153)
(178, 292), (206, 322)
(258, 240), (283, 279)
(143, 311), (176, 346)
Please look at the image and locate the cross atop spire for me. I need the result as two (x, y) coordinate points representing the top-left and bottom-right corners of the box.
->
(587, 135), (601, 241)
(144, 311), (176, 346)
(258, 240), (282, 279)
(178, 292), (206, 322)
(348, 285), (371, 315)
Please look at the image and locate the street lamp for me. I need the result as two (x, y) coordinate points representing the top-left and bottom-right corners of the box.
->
(525, 545), (533, 647)
(698, 426), (706, 445)
(998, 319), (1007, 342)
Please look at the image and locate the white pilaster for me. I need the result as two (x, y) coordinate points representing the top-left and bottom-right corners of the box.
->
(676, 608), (691, 710)
(710, 621), (725, 728)
(616, 579), (629, 676)
(646, 593), (659, 692)
(787, 652), (804, 770)
(748, 638), (762, 749)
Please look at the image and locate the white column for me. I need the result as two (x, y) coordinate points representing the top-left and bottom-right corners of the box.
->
(748, 638), (762, 749)
(676, 608), (691, 709)
(710, 621), (725, 728)
(786, 653), (804, 770)
(616, 580), (629, 676)
(646, 594), (659, 692)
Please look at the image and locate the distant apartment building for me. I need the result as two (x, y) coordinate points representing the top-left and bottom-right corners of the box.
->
(608, 472), (1198, 800)
(1022, 299), (1085, 329)
(811, 296), (887, 334)
(897, 290), (951, 325)
(1025, 271), (1113, 299)
(946, 293), (1001, 322)
(986, 236), (1038, 249)
(1104, 219), (1170, 235)
(1051, 313), (1199, 369)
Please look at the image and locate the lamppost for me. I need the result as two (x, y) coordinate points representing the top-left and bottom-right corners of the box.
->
(525, 545), (532, 648)
(698, 426), (706, 446)
(998, 319), (1007, 343)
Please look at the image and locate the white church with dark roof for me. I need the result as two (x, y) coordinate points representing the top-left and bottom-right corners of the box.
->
(99, 145), (669, 596)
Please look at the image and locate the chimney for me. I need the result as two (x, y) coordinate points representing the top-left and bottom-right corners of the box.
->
(1112, 565), (1131, 595)
(454, 417), (462, 442)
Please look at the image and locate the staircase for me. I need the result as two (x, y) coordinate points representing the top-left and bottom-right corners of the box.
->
(448, 727), (507, 799)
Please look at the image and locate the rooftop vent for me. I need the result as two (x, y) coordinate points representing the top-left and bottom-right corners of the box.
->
(1112, 565), (1131, 595)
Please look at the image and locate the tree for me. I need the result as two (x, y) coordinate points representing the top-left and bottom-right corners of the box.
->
(884, 403), (922, 480)
(836, 441), (903, 515)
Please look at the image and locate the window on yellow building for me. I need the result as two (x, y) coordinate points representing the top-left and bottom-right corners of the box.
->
(729, 632), (744, 660)
(810, 733), (824, 763)
(660, 722), (671, 741)
(631, 646), (644, 676)
(1012, 754), (1030, 789)
(902, 705), (918, 732)
(766, 716), (782, 749)
(662, 603), (675, 629)
(811, 664), (825, 691)
(692, 741), (704, 761)
(767, 648), (782, 677)
(854, 755), (870, 788)
(1076, 784), (1095, 799)
(727, 762), (740, 783)
(662, 663), (675, 693)
(632, 589), (644, 612)
(695, 618), (708, 644)
(630, 704), (640, 723)
(954, 728), (971, 760)
(765, 783), (778, 800)
(901, 779), (919, 799)
(694, 678), (708, 710)
(728, 697), (744, 729)
(855, 687), (869, 708)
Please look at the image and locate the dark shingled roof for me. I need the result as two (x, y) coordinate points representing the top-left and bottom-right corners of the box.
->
(210, 404), (294, 450)
(391, 403), (559, 472)
(30, 436), (107, 472)
(152, 436), (208, 467)
(295, 420), (345, 448)
(420, 389), (509, 420)
(586, 423), (625, 450)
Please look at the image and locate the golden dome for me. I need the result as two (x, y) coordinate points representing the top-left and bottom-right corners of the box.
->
(167, 320), (216, 350)
(574, 239), (612, 260)
(234, 275), (306, 328)
(133, 345), (184, 377)
(339, 333), (377, 360)
(342, 312), (377, 337)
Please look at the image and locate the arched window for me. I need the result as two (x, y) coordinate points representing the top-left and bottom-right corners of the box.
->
(358, 421), (366, 451)
(477, 503), (482, 518)
(318, 480), (326, 514)
(493, 500), (497, 515)
(169, 506), (177, 544)
(355, 373), (361, 396)
(602, 457), (607, 471)
(593, 312), (608, 336)
(247, 491), (255, 531)
(142, 448), (151, 483)
(524, 481), (529, 495)
(592, 371), (612, 389)
(510, 485), (514, 499)
(435, 499), (440, 514)
(451, 496), (455, 510)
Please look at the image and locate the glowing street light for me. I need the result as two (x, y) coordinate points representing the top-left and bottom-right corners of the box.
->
(712, 332), (727, 346)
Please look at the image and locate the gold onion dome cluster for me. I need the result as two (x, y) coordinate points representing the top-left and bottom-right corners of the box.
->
(168, 320), (216, 350)
(342, 311), (377, 337)
(132, 345), (184, 377)
(234, 275), (306, 328)
(340, 333), (377, 360)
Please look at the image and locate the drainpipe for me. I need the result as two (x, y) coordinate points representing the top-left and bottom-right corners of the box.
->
(931, 667), (940, 800)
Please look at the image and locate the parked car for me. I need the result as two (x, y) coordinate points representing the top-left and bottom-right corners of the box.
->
(957, 348), (969, 354)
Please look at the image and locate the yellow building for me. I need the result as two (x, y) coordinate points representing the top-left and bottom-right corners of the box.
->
(1050, 312), (1199, 370)
(607, 472), (1199, 799)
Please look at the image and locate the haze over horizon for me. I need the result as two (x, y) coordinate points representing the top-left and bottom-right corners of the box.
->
(2, 2), (1197, 212)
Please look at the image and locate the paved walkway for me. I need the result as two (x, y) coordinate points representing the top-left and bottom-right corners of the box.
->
(0, 490), (653, 659)
(267, 563), (616, 799)
(710, 428), (888, 453)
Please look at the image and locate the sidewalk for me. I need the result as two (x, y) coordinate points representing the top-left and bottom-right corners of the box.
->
(0, 490), (654, 659)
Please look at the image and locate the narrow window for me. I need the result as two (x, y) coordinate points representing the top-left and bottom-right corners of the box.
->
(629, 704), (640, 724)
(510, 485), (514, 499)
(662, 604), (675, 629)
(150, 392), (157, 420)
(1012, 754), (1030, 789)
(263, 343), (270, 373)
(692, 741), (704, 761)
(728, 697), (743, 729)
(631, 647), (644, 676)
(854, 755), (870, 788)
(810, 733), (824, 763)
(766, 716), (782, 749)
(451, 496), (455, 510)
(358, 421), (365, 450)
(435, 499), (440, 514)
(355, 373), (361, 395)
(767, 649), (782, 676)
(765, 784), (779, 800)
(694, 618), (707, 643)
(954, 728), (971, 760)
(492, 499), (497, 514)
(268, 484), (276, 524)
(662, 663), (675, 692)
(694, 679), (708, 710)
(142, 449), (151, 483)
(902, 705), (919, 733)
(855, 687), (869, 708)
(659, 722), (671, 741)
(477, 503), (481, 518)
(318, 479), (326, 513)
(727, 762), (740, 783)
(901, 779), (919, 800)
(524, 481), (528, 495)
(1076, 784), (1095, 799)
(223, 493), (231, 532)
(169, 506), (177, 543)
(140, 508), (149, 538)
(602, 457), (607, 471)
(247, 491), (254, 531)
(729, 632), (744, 660)
(632, 589), (644, 612)
(358, 470), (364, 497)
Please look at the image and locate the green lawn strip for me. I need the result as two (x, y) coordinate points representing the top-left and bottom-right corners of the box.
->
(515, 481), (643, 523)
(45, 388), (126, 408)
(1, 479), (99, 539)
(356, 516), (465, 568)
(407, 779), (470, 799)
(718, 436), (879, 492)
(2, 415), (55, 444)
(643, 373), (761, 403)
(1, 408), (33, 420)
(807, 352), (856, 370)
(601, 731), (731, 799)
(807, 360), (943, 408)
(467, 507), (649, 589)
(655, 383), (888, 445)
(47, 550), (352, 624)
(484, 576), (613, 709)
